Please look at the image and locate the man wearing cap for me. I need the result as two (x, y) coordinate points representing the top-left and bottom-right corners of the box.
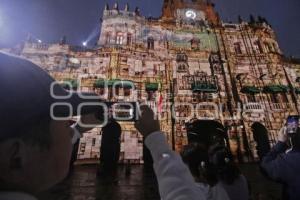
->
(0, 53), (102, 199)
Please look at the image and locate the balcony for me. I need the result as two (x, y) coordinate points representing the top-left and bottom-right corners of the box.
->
(191, 83), (218, 93)
(269, 103), (285, 111)
(244, 103), (264, 113)
(240, 86), (260, 94)
(263, 85), (289, 94)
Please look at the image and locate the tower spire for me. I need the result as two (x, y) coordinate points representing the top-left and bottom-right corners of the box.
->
(125, 3), (129, 11)
(113, 2), (119, 10)
(104, 3), (109, 11)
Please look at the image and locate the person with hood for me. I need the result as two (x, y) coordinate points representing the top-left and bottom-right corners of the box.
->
(209, 145), (249, 200)
(181, 143), (230, 200)
(261, 126), (300, 200)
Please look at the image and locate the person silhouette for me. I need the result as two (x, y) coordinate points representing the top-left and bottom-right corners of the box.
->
(99, 119), (121, 178)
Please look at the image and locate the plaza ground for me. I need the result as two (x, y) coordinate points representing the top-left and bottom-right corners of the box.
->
(38, 164), (282, 200)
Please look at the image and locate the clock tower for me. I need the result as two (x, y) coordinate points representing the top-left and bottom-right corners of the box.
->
(161, 0), (219, 25)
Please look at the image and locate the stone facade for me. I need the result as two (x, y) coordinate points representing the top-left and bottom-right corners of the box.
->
(7, 0), (300, 163)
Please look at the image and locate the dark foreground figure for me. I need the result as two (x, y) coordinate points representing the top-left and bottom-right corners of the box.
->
(261, 127), (300, 200)
(99, 120), (121, 178)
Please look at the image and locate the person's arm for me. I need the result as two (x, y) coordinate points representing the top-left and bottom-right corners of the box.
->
(261, 127), (289, 181)
(145, 131), (206, 200)
(135, 105), (206, 200)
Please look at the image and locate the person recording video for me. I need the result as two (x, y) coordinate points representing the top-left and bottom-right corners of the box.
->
(135, 105), (206, 200)
(99, 119), (121, 179)
(261, 116), (300, 200)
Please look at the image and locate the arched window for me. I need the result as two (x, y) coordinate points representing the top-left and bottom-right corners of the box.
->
(116, 32), (124, 45)
(147, 37), (154, 50)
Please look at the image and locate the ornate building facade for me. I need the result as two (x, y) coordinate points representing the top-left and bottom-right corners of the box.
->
(6, 0), (300, 163)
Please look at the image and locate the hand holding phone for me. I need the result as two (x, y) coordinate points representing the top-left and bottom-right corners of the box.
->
(105, 102), (139, 122)
(278, 126), (288, 143)
(286, 115), (299, 135)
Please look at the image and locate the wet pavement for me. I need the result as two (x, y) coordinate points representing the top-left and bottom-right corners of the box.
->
(38, 165), (160, 200)
(38, 164), (282, 200)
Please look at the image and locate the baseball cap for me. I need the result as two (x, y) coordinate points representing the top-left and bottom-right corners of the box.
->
(0, 52), (103, 140)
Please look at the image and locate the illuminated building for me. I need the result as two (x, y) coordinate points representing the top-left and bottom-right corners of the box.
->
(8, 0), (300, 163)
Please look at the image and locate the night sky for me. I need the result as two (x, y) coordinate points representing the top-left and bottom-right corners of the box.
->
(1, 0), (299, 57)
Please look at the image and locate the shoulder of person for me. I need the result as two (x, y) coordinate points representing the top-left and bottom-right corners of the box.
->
(0, 192), (37, 200)
(211, 184), (230, 200)
(239, 174), (248, 182)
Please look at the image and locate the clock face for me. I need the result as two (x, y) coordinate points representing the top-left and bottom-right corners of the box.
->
(69, 58), (80, 64)
(185, 10), (197, 19)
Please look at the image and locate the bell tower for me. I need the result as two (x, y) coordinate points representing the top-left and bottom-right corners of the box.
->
(161, 0), (219, 25)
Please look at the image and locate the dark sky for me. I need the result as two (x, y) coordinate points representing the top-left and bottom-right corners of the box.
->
(1, 0), (299, 57)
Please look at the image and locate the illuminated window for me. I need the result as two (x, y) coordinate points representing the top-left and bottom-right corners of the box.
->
(116, 32), (124, 45)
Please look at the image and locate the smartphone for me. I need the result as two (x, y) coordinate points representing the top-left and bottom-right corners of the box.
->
(286, 115), (299, 135)
(106, 102), (139, 122)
